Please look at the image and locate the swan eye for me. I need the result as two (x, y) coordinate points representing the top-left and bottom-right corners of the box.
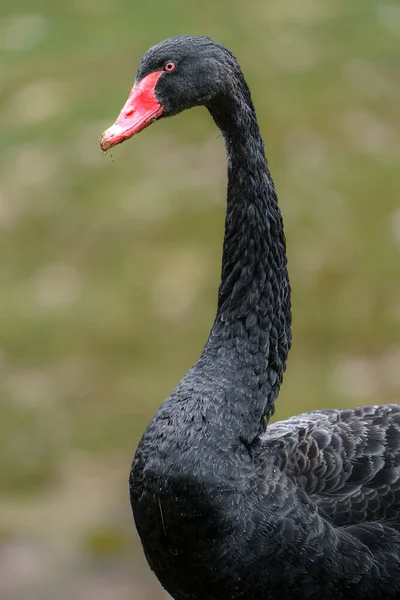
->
(163, 62), (176, 72)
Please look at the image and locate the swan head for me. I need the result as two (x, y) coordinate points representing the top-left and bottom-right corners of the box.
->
(100, 36), (241, 151)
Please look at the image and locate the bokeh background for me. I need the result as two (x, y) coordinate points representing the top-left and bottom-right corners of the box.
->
(1, 0), (399, 598)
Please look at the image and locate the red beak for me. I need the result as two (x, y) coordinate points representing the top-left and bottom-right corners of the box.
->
(100, 71), (164, 151)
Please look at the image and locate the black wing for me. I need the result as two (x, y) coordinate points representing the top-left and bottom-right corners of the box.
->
(263, 404), (400, 527)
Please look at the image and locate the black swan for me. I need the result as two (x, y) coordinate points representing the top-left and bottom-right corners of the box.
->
(100, 36), (400, 600)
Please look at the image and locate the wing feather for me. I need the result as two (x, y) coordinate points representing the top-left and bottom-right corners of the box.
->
(263, 404), (400, 527)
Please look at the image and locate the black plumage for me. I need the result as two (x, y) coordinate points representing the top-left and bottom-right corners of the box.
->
(102, 36), (400, 600)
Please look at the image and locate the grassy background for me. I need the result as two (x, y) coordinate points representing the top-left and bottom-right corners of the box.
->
(0, 0), (399, 598)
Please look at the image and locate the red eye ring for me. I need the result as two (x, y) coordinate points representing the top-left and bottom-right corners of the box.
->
(163, 61), (176, 72)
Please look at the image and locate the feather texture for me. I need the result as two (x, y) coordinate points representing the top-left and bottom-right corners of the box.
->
(265, 405), (400, 526)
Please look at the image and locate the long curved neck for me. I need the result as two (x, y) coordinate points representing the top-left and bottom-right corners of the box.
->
(204, 82), (292, 427)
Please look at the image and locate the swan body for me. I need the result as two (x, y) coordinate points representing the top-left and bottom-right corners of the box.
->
(100, 36), (400, 600)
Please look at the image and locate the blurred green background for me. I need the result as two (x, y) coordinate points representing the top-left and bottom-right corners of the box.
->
(0, 0), (399, 598)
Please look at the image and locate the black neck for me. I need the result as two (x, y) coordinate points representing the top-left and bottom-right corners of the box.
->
(205, 81), (292, 424)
